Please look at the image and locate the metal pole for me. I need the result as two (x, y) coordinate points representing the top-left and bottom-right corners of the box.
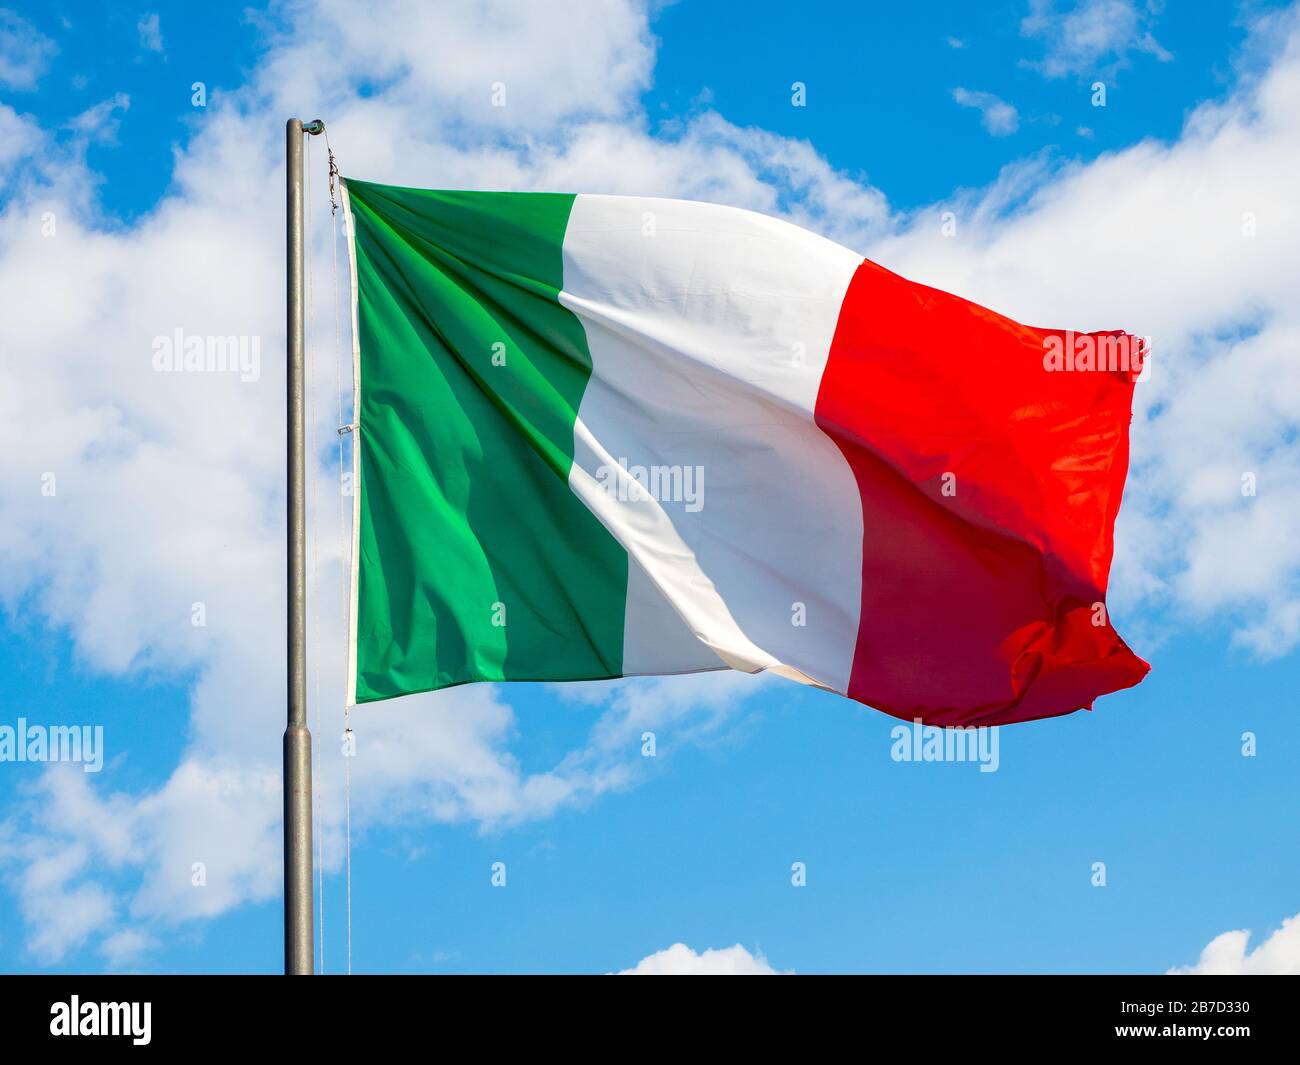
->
(285, 116), (323, 976)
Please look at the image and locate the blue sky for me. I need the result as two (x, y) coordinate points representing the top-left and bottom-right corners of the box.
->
(1, 0), (1298, 974)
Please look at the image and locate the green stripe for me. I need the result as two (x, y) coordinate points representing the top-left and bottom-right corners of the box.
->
(345, 180), (627, 701)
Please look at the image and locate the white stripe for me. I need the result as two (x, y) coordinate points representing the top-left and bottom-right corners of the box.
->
(561, 194), (865, 693)
(570, 417), (768, 675)
(623, 554), (725, 677)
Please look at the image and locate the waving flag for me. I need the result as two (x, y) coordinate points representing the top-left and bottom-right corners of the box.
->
(341, 179), (1148, 726)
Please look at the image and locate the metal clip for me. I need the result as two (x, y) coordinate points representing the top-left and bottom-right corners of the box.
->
(327, 149), (339, 215)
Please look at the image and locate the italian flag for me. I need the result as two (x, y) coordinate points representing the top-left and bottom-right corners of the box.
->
(341, 179), (1148, 727)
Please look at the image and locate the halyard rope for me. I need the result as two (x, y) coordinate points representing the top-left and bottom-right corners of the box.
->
(324, 129), (355, 976)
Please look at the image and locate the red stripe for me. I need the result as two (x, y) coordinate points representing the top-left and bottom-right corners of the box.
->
(814, 258), (1149, 727)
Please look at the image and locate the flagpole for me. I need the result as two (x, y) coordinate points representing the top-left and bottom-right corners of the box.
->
(285, 116), (323, 976)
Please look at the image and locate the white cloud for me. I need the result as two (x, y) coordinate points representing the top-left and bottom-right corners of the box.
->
(952, 87), (1020, 135)
(0, 103), (45, 184)
(100, 928), (156, 968)
(1022, 0), (1172, 78)
(616, 943), (785, 974)
(0, 7), (57, 88)
(258, 0), (654, 133)
(137, 13), (163, 54)
(66, 92), (130, 144)
(1169, 912), (1300, 974)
